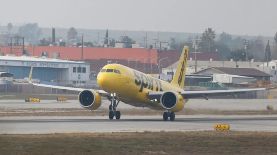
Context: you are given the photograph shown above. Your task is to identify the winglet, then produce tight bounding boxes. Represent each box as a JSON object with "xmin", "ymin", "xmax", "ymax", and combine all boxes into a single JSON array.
[
  {"xmin": 28, "ymin": 66, "xmax": 33, "ymax": 83},
  {"xmin": 170, "ymin": 46, "xmax": 189, "ymax": 88}
]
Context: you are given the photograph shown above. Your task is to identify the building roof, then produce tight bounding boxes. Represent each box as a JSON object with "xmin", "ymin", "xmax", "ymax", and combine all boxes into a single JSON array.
[
  {"xmin": 0, "ymin": 55, "xmax": 85, "ymax": 64},
  {"xmin": 166, "ymin": 60, "xmax": 263, "ymax": 69},
  {"xmin": 0, "ymin": 46, "xmax": 158, "ymax": 64},
  {"xmin": 197, "ymin": 67, "xmax": 271, "ymax": 77}
]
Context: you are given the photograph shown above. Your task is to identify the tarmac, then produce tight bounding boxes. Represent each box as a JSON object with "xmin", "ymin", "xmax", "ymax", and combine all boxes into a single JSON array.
[
  {"xmin": 0, "ymin": 99, "xmax": 277, "ymax": 134},
  {"xmin": 0, "ymin": 99, "xmax": 277, "ymax": 111},
  {"xmin": 0, "ymin": 115, "xmax": 277, "ymax": 134}
]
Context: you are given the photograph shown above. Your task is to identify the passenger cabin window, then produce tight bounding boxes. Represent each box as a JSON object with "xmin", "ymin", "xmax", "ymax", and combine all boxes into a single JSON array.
[
  {"xmin": 100, "ymin": 69, "xmax": 106, "ymax": 72},
  {"xmin": 114, "ymin": 69, "xmax": 121, "ymax": 74},
  {"xmin": 106, "ymin": 69, "xmax": 114, "ymax": 72}
]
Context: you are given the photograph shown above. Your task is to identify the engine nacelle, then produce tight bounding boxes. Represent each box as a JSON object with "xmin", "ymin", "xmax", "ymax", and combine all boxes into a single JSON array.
[
  {"xmin": 160, "ymin": 91, "xmax": 184, "ymax": 112},
  {"xmin": 78, "ymin": 90, "xmax": 101, "ymax": 110}
]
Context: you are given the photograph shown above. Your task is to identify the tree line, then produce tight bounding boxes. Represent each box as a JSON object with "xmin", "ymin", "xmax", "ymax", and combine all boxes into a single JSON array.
[
  {"xmin": 170, "ymin": 28, "xmax": 277, "ymax": 62},
  {"xmin": 3, "ymin": 23, "xmax": 277, "ymax": 62}
]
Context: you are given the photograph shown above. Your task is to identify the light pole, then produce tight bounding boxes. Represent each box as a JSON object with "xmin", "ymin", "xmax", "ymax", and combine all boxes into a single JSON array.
[
  {"xmin": 244, "ymin": 39, "xmax": 249, "ymax": 61},
  {"xmin": 193, "ymin": 37, "xmax": 200, "ymax": 73},
  {"xmin": 81, "ymin": 34, "xmax": 84, "ymax": 60},
  {"xmin": 158, "ymin": 57, "xmax": 168, "ymax": 79}
]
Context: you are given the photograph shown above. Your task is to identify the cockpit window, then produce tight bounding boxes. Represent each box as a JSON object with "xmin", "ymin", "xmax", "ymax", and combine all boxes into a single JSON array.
[
  {"xmin": 101, "ymin": 68, "xmax": 120, "ymax": 74},
  {"xmin": 106, "ymin": 69, "xmax": 114, "ymax": 72},
  {"xmin": 114, "ymin": 69, "xmax": 121, "ymax": 74}
]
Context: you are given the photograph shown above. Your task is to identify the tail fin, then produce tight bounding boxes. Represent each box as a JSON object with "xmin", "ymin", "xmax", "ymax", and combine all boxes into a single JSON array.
[
  {"xmin": 170, "ymin": 46, "xmax": 189, "ymax": 88},
  {"xmin": 28, "ymin": 66, "xmax": 33, "ymax": 83}
]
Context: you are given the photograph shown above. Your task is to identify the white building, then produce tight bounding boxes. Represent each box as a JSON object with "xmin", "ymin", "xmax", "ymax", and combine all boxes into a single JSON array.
[
  {"xmin": 161, "ymin": 60, "xmax": 264, "ymax": 81},
  {"xmin": 213, "ymin": 74, "xmax": 256, "ymax": 84},
  {"xmin": 259, "ymin": 60, "xmax": 277, "ymax": 82},
  {"xmin": 0, "ymin": 55, "xmax": 90, "ymax": 86}
]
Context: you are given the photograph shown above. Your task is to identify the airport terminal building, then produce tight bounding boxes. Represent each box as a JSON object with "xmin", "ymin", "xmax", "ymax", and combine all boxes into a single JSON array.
[{"xmin": 0, "ymin": 55, "xmax": 90, "ymax": 86}]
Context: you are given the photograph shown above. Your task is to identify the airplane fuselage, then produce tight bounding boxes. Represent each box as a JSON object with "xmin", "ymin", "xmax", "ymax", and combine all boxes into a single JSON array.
[{"xmin": 97, "ymin": 64, "xmax": 184, "ymax": 109}]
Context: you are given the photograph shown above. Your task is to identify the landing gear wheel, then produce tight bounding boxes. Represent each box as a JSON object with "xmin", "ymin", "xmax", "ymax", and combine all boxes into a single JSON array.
[
  {"xmin": 163, "ymin": 112, "xmax": 169, "ymax": 121},
  {"xmin": 115, "ymin": 111, "xmax": 121, "ymax": 119},
  {"xmin": 169, "ymin": 112, "xmax": 175, "ymax": 121},
  {"xmin": 108, "ymin": 93, "xmax": 121, "ymax": 120},
  {"xmin": 109, "ymin": 111, "xmax": 114, "ymax": 120}
]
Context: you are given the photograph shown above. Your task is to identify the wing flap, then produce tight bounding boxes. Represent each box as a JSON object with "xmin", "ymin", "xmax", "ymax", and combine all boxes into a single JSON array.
[
  {"xmin": 181, "ymin": 88, "xmax": 265, "ymax": 99},
  {"xmin": 148, "ymin": 88, "xmax": 266, "ymax": 100},
  {"xmin": 32, "ymin": 83, "xmax": 108, "ymax": 95}
]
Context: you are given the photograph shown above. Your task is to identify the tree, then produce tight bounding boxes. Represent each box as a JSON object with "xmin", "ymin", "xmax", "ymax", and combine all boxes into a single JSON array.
[
  {"xmin": 18, "ymin": 23, "xmax": 41, "ymax": 44},
  {"xmin": 230, "ymin": 37, "xmax": 244, "ymax": 49},
  {"xmin": 199, "ymin": 28, "xmax": 216, "ymax": 52},
  {"xmin": 39, "ymin": 38, "xmax": 51, "ymax": 46},
  {"xmin": 7, "ymin": 23, "xmax": 13, "ymax": 34},
  {"xmin": 274, "ymin": 32, "xmax": 277, "ymax": 44},
  {"xmin": 217, "ymin": 32, "xmax": 232, "ymax": 46},
  {"xmin": 169, "ymin": 38, "xmax": 178, "ymax": 50},
  {"xmin": 104, "ymin": 29, "xmax": 109, "ymax": 46},
  {"xmin": 273, "ymin": 32, "xmax": 277, "ymax": 59},
  {"xmin": 120, "ymin": 36, "xmax": 135, "ymax": 48},
  {"xmin": 230, "ymin": 49, "xmax": 246, "ymax": 61},
  {"xmin": 216, "ymin": 32, "xmax": 233, "ymax": 60},
  {"xmin": 215, "ymin": 42, "xmax": 231, "ymax": 60},
  {"xmin": 67, "ymin": 27, "xmax": 78, "ymax": 42},
  {"xmin": 247, "ymin": 36, "xmax": 265, "ymax": 61},
  {"xmin": 109, "ymin": 38, "xmax": 115, "ymax": 47}
]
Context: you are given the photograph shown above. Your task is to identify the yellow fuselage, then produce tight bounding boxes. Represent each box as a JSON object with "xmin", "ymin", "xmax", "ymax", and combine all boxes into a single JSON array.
[{"xmin": 97, "ymin": 64, "xmax": 184, "ymax": 110}]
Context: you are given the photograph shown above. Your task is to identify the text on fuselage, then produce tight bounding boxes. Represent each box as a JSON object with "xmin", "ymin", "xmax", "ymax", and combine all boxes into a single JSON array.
[{"xmin": 133, "ymin": 71, "xmax": 163, "ymax": 92}]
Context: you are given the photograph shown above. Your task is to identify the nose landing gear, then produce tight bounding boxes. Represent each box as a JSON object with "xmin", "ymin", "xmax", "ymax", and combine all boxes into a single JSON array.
[
  {"xmin": 108, "ymin": 93, "xmax": 121, "ymax": 120},
  {"xmin": 163, "ymin": 111, "xmax": 175, "ymax": 121}
]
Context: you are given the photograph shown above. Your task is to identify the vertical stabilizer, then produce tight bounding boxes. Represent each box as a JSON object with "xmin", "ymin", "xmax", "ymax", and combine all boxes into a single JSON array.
[{"xmin": 170, "ymin": 46, "xmax": 189, "ymax": 88}]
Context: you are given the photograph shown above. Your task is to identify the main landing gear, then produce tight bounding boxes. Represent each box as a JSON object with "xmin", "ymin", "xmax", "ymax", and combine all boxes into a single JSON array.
[
  {"xmin": 108, "ymin": 94, "xmax": 121, "ymax": 120},
  {"xmin": 163, "ymin": 111, "xmax": 175, "ymax": 121}
]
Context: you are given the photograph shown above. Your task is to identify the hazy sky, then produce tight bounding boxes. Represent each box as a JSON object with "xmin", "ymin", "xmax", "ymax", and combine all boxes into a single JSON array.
[{"xmin": 0, "ymin": 0, "xmax": 276, "ymax": 36}]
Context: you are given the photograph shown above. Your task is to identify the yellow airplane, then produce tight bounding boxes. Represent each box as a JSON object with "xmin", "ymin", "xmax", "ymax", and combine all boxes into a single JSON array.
[{"xmin": 30, "ymin": 46, "xmax": 265, "ymax": 121}]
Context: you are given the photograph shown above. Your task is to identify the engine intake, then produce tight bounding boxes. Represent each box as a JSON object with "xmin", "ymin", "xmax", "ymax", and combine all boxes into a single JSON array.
[
  {"xmin": 79, "ymin": 90, "xmax": 101, "ymax": 110},
  {"xmin": 160, "ymin": 91, "xmax": 184, "ymax": 112}
]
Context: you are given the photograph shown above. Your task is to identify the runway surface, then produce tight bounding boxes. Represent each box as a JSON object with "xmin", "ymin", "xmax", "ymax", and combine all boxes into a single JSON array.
[
  {"xmin": 1, "ymin": 115, "xmax": 277, "ymax": 134},
  {"xmin": 1, "ymin": 99, "xmax": 277, "ymax": 110}
]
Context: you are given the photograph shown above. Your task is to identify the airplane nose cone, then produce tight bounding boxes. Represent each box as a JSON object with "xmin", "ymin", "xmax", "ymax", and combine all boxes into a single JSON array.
[{"xmin": 97, "ymin": 73, "xmax": 105, "ymax": 88}]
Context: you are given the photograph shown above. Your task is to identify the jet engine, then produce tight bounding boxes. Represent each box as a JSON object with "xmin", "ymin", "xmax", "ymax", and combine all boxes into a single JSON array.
[
  {"xmin": 160, "ymin": 91, "xmax": 184, "ymax": 112},
  {"xmin": 78, "ymin": 90, "xmax": 101, "ymax": 110}
]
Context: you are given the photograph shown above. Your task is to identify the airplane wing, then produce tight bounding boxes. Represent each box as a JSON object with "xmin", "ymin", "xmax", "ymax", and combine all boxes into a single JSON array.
[
  {"xmin": 148, "ymin": 88, "xmax": 266, "ymax": 100},
  {"xmin": 31, "ymin": 83, "xmax": 108, "ymax": 95},
  {"xmin": 28, "ymin": 66, "xmax": 108, "ymax": 95}
]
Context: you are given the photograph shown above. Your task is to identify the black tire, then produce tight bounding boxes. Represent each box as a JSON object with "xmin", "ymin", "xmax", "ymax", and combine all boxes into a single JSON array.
[
  {"xmin": 109, "ymin": 111, "xmax": 114, "ymax": 120},
  {"xmin": 163, "ymin": 112, "xmax": 169, "ymax": 121},
  {"xmin": 169, "ymin": 112, "xmax": 175, "ymax": 121},
  {"xmin": 115, "ymin": 111, "xmax": 121, "ymax": 119}
]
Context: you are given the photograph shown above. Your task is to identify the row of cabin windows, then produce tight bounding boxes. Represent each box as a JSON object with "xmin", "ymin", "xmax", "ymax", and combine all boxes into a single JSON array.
[
  {"xmin": 100, "ymin": 69, "xmax": 121, "ymax": 74},
  {"xmin": 73, "ymin": 67, "xmax": 86, "ymax": 73}
]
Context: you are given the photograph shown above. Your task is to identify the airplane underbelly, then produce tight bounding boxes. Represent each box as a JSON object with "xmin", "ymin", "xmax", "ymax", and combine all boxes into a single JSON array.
[{"xmin": 119, "ymin": 91, "xmax": 162, "ymax": 110}]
